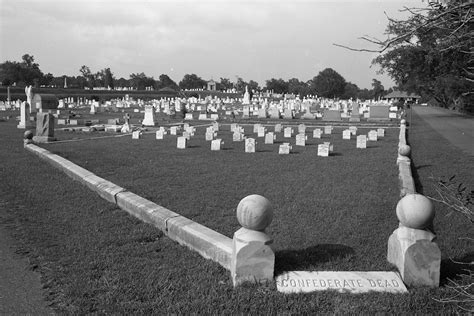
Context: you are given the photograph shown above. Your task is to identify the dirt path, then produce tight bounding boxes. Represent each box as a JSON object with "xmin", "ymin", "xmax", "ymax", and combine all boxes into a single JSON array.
[
  {"xmin": 411, "ymin": 106, "xmax": 474, "ymax": 156},
  {"xmin": 0, "ymin": 212, "xmax": 54, "ymax": 314}
]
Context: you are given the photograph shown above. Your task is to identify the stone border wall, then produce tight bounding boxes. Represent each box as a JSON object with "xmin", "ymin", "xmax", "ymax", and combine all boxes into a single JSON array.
[
  {"xmin": 397, "ymin": 120, "xmax": 416, "ymax": 196},
  {"xmin": 24, "ymin": 144, "xmax": 233, "ymax": 270}
]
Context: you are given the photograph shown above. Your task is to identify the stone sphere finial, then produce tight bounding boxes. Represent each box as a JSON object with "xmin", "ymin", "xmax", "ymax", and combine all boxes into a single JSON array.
[
  {"xmin": 396, "ymin": 194, "xmax": 434, "ymax": 229},
  {"xmin": 236, "ymin": 195, "xmax": 273, "ymax": 231},
  {"xmin": 398, "ymin": 144, "xmax": 411, "ymax": 156},
  {"xmin": 400, "ymin": 119, "xmax": 406, "ymax": 125},
  {"xmin": 24, "ymin": 130, "xmax": 33, "ymax": 140}
]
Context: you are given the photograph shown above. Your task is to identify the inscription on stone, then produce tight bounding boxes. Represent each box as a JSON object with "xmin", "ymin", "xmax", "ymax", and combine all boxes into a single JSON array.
[{"xmin": 276, "ymin": 271, "xmax": 407, "ymax": 294}]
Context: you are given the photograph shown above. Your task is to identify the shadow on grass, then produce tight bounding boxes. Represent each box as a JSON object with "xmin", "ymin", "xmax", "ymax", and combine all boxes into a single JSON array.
[
  {"xmin": 440, "ymin": 251, "xmax": 474, "ymax": 286},
  {"xmin": 274, "ymin": 244, "xmax": 355, "ymax": 274}
]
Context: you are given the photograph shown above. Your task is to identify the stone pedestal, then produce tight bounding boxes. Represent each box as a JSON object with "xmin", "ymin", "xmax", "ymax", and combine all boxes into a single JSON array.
[
  {"xmin": 387, "ymin": 194, "xmax": 440, "ymax": 287},
  {"xmin": 387, "ymin": 226, "xmax": 440, "ymax": 287},
  {"xmin": 231, "ymin": 195, "xmax": 274, "ymax": 287}
]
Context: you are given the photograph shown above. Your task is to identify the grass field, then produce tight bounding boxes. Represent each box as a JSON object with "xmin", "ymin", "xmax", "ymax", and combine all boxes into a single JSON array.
[{"xmin": 0, "ymin": 108, "xmax": 472, "ymax": 313}]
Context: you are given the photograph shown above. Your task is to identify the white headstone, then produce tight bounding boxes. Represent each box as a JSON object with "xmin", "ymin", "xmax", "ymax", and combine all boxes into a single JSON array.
[
  {"xmin": 279, "ymin": 143, "xmax": 292, "ymax": 154},
  {"xmin": 356, "ymin": 135, "xmax": 367, "ymax": 148},
  {"xmin": 245, "ymin": 138, "xmax": 256, "ymax": 153},
  {"xmin": 317, "ymin": 144, "xmax": 329, "ymax": 157},
  {"xmin": 257, "ymin": 126, "xmax": 266, "ymax": 137},
  {"xmin": 313, "ymin": 129, "xmax": 322, "ymax": 139},
  {"xmin": 368, "ymin": 130, "xmax": 378, "ymax": 141},
  {"xmin": 377, "ymin": 128, "xmax": 385, "ymax": 137},
  {"xmin": 265, "ymin": 132, "xmax": 275, "ymax": 144},
  {"xmin": 211, "ymin": 139, "xmax": 223, "ymax": 151},
  {"xmin": 132, "ymin": 130, "xmax": 141, "ymax": 139},
  {"xmin": 349, "ymin": 126, "xmax": 357, "ymax": 136},
  {"xmin": 324, "ymin": 126, "xmax": 332, "ymax": 135},
  {"xmin": 295, "ymin": 133, "xmax": 307, "ymax": 146},
  {"xmin": 156, "ymin": 130, "xmax": 165, "ymax": 139},
  {"xmin": 274, "ymin": 124, "xmax": 283, "ymax": 133},
  {"xmin": 284, "ymin": 127, "xmax": 293, "ymax": 138},
  {"xmin": 342, "ymin": 130, "xmax": 351, "ymax": 140},
  {"xmin": 177, "ymin": 136, "xmax": 187, "ymax": 149}
]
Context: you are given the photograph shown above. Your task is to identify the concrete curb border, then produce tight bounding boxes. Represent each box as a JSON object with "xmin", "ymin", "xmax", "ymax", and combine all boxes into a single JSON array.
[
  {"xmin": 397, "ymin": 121, "xmax": 416, "ymax": 196},
  {"xmin": 24, "ymin": 144, "xmax": 233, "ymax": 270}
]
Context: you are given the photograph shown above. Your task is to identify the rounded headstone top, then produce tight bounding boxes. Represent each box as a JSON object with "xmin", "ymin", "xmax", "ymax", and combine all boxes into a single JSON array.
[
  {"xmin": 236, "ymin": 194, "xmax": 273, "ymax": 231},
  {"xmin": 398, "ymin": 144, "xmax": 411, "ymax": 156},
  {"xmin": 396, "ymin": 194, "xmax": 434, "ymax": 229},
  {"xmin": 24, "ymin": 130, "xmax": 34, "ymax": 140},
  {"xmin": 400, "ymin": 119, "xmax": 406, "ymax": 125}
]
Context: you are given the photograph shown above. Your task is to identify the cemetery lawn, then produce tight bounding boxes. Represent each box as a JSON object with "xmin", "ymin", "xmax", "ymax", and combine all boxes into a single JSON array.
[{"xmin": 0, "ymin": 112, "xmax": 471, "ymax": 314}]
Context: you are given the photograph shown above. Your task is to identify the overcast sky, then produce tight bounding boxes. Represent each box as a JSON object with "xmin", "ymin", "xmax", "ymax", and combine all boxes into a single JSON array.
[{"xmin": 0, "ymin": 0, "xmax": 423, "ymax": 89}]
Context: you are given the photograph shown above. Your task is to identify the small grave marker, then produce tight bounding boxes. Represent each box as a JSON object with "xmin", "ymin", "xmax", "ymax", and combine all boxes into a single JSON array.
[
  {"xmin": 132, "ymin": 130, "xmax": 141, "ymax": 139},
  {"xmin": 342, "ymin": 130, "xmax": 351, "ymax": 140},
  {"xmin": 284, "ymin": 127, "xmax": 293, "ymax": 138},
  {"xmin": 279, "ymin": 143, "xmax": 292, "ymax": 154},
  {"xmin": 313, "ymin": 129, "xmax": 322, "ymax": 139},
  {"xmin": 177, "ymin": 136, "xmax": 187, "ymax": 149},
  {"xmin": 275, "ymin": 124, "xmax": 282, "ymax": 133},
  {"xmin": 295, "ymin": 133, "xmax": 307, "ymax": 146},
  {"xmin": 317, "ymin": 144, "xmax": 329, "ymax": 157},
  {"xmin": 211, "ymin": 139, "xmax": 223, "ymax": 151},
  {"xmin": 245, "ymin": 138, "xmax": 256, "ymax": 153},
  {"xmin": 265, "ymin": 132, "xmax": 275, "ymax": 144},
  {"xmin": 377, "ymin": 128, "xmax": 385, "ymax": 137},
  {"xmin": 356, "ymin": 135, "xmax": 367, "ymax": 148},
  {"xmin": 368, "ymin": 130, "xmax": 378, "ymax": 141},
  {"xmin": 324, "ymin": 126, "xmax": 332, "ymax": 135}
]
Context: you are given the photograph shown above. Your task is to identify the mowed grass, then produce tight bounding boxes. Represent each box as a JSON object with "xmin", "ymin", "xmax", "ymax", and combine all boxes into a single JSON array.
[
  {"xmin": 0, "ymin": 109, "xmax": 470, "ymax": 313},
  {"xmin": 51, "ymin": 121, "xmax": 401, "ymax": 272}
]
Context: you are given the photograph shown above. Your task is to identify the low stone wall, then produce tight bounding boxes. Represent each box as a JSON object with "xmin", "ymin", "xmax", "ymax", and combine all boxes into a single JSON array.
[
  {"xmin": 24, "ymin": 144, "xmax": 233, "ymax": 270},
  {"xmin": 397, "ymin": 120, "xmax": 415, "ymax": 196}
]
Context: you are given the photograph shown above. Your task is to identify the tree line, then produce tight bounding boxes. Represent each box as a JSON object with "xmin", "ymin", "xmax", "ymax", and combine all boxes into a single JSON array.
[{"xmin": 0, "ymin": 54, "xmax": 389, "ymax": 100}]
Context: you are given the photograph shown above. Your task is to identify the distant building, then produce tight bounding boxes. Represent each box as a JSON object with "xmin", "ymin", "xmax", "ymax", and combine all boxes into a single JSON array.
[
  {"xmin": 383, "ymin": 90, "xmax": 421, "ymax": 103},
  {"xmin": 207, "ymin": 79, "xmax": 217, "ymax": 91}
]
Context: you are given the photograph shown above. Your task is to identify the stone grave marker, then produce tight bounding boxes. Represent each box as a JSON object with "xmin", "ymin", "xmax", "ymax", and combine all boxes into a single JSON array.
[
  {"xmin": 156, "ymin": 130, "xmax": 165, "ymax": 139},
  {"xmin": 356, "ymin": 135, "xmax": 367, "ymax": 148},
  {"xmin": 177, "ymin": 136, "xmax": 187, "ymax": 149},
  {"xmin": 279, "ymin": 143, "xmax": 292, "ymax": 154},
  {"xmin": 211, "ymin": 139, "xmax": 223, "ymax": 151},
  {"xmin": 132, "ymin": 130, "xmax": 141, "ymax": 139},
  {"xmin": 275, "ymin": 271, "xmax": 407, "ymax": 294},
  {"xmin": 243, "ymin": 106, "xmax": 250, "ymax": 118},
  {"xmin": 389, "ymin": 112, "xmax": 397, "ymax": 119},
  {"xmin": 342, "ymin": 130, "xmax": 351, "ymax": 140},
  {"xmin": 324, "ymin": 141, "xmax": 334, "ymax": 152},
  {"xmin": 368, "ymin": 130, "xmax": 378, "ymax": 141},
  {"xmin": 324, "ymin": 126, "xmax": 332, "ymax": 135},
  {"xmin": 142, "ymin": 105, "xmax": 155, "ymax": 126},
  {"xmin": 206, "ymin": 131, "xmax": 216, "ymax": 141},
  {"xmin": 170, "ymin": 126, "xmax": 179, "ymax": 135},
  {"xmin": 33, "ymin": 113, "xmax": 55, "ymax": 143},
  {"xmin": 230, "ymin": 123, "xmax": 238, "ymax": 132},
  {"xmin": 349, "ymin": 126, "xmax": 357, "ymax": 135},
  {"xmin": 298, "ymin": 124, "xmax": 306, "ymax": 134},
  {"xmin": 284, "ymin": 109, "xmax": 293, "ymax": 119},
  {"xmin": 185, "ymin": 113, "xmax": 193, "ymax": 120},
  {"xmin": 245, "ymin": 138, "xmax": 256, "ymax": 153},
  {"xmin": 313, "ymin": 128, "xmax": 322, "ymax": 139},
  {"xmin": 377, "ymin": 128, "xmax": 385, "ymax": 137},
  {"xmin": 198, "ymin": 113, "xmax": 207, "ymax": 120},
  {"xmin": 275, "ymin": 124, "xmax": 282, "ymax": 133},
  {"xmin": 257, "ymin": 126, "xmax": 266, "ymax": 137},
  {"xmin": 317, "ymin": 144, "xmax": 329, "ymax": 157},
  {"xmin": 269, "ymin": 108, "xmax": 280, "ymax": 119},
  {"xmin": 210, "ymin": 114, "xmax": 219, "ymax": 120},
  {"xmin": 212, "ymin": 122, "xmax": 219, "ymax": 131},
  {"xmin": 182, "ymin": 131, "xmax": 191, "ymax": 140},
  {"xmin": 233, "ymin": 132, "xmax": 245, "ymax": 142},
  {"xmin": 295, "ymin": 133, "xmax": 307, "ymax": 146},
  {"xmin": 284, "ymin": 127, "xmax": 293, "ymax": 138},
  {"xmin": 265, "ymin": 132, "xmax": 276, "ymax": 144},
  {"xmin": 258, "ymin": 108, "xmax": 267, "ymax": 118},
  {"xmin": 253, "ymin": 124, "xmax": 261, "ymax": 133}
]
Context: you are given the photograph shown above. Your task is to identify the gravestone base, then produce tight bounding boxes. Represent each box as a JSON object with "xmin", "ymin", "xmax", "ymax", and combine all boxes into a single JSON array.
[
  {"xmin": 387, "ymin": 226, "xmax": 440, "ymax": 288},
  {"xmin": 231, "ymin": 227, "xmax": 274, "ymax": 287},
  {"xmin": 33, "ymin": 136, "xmax": 56, "ymax": 143}
]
